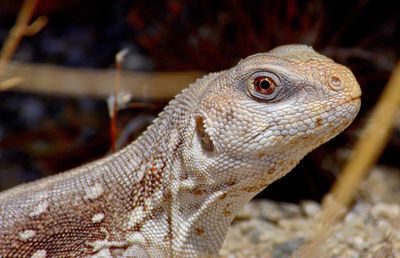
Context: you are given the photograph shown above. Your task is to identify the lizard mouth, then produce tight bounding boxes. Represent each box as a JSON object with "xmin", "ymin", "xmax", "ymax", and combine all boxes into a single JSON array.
[
  {"xmin": 345, "ymin": 96, "xmax": 361, "ymax": 106},
  {"xmin": 339, "ymin": 90, "xmax": 361, "ymax": 105},
  {"xmin": 335, "ymin": 97, "xmax": 361, "ymax": 116},
  {"xmin": 349, "ymin": 96, "xmax": 361, "ymax": 101}
]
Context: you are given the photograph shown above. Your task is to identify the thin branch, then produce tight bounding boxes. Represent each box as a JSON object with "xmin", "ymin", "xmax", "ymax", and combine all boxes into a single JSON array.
[
  {"xmin": 6, "ymin": 62, "xmax": 203, "ymax": 99},
  {"xmin": 0, "ymin": 0, "xmax": 47, "ymax": 89},
  {"xmin": 109, "ymin": 49, "xmax": 129, "ymax": 152}
]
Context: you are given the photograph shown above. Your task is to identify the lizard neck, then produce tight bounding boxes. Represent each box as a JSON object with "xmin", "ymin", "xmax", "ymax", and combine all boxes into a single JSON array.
[
  {"xmin": 101, "ymin": 103, "xmax": 190, "ymax": 256},
  {"xmin": 105, "ymin": 74, "xmax": 221, "ymax": 256}
]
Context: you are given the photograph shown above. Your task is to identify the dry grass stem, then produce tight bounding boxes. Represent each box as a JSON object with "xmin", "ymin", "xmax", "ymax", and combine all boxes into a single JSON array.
[
  {"xmin": 0, "ymin": 76, "xmax": 24, "ymax": 90},
  {"xmin": 6, "ymin": 62, "xmax": 203, "ymax": 99},
  {"xmin": 0, "ymin": 0, "xmax": 47, "ymax": 89},
  {"xmin": 109, "ymin": 49, "xmax": 129, "ymax": 152}
]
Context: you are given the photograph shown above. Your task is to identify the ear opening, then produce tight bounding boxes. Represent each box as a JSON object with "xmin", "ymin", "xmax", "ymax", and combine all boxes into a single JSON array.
[{"xmin": 194, "ymin": 115, "xmax": 215, "ymax": 153}]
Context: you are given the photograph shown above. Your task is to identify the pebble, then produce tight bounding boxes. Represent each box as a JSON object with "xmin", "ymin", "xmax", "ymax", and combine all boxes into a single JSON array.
[
  {"xmin": 300, "ymin": 200, "xmax": 321, "ymax": 217},
  {"xmin": 371, "ymin": 203, "xmax": 400, "ymax": 219},
  {"xmin": 272, "ymin": 237, "xmax": 305, "ymax": 258}
]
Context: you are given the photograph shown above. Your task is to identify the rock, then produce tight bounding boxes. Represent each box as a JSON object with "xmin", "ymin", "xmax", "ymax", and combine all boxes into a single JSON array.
[
  {"xmin": 371, "ymin": 203, "xmax": 400, "ymax": 219},
  {"xmin": 272, "ymin": 237, "xmax": 305, "ymax": 258},
  {"xmin": 301, "ymin": 200, "xmax": 321, "ymax": 217}
]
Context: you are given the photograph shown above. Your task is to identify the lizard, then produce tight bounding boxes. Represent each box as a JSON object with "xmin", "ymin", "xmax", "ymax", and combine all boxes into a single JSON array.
[{"xmin": 0, "ymin": 45, "xmax": 361, "ymax": 258}]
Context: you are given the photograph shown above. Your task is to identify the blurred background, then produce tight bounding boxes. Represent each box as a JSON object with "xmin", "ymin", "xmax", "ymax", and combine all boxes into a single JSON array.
[{"xmin": 0, "ymin": 0, "xmax": 399, "ymax": 202}]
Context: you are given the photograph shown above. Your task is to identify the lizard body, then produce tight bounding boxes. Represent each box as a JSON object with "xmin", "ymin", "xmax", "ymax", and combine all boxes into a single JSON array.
[{"xmin": 0, "ymin": 45, "xmax": 361, "ymax": 257}]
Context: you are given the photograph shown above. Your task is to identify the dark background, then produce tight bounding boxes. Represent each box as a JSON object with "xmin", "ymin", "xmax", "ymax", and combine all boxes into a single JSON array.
[{"xmin": 0, "ymin": 0, "xmax": 399, "ymax": 202}]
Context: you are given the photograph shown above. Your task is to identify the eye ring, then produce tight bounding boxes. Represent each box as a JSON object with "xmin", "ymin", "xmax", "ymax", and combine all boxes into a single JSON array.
[
  {"xmin": 254, "ymin": 76, "xmax": 276, "ymax": 95},
  {"xmin": 247, "ymin": 72, "xmax": 280, "ymax": 101}
]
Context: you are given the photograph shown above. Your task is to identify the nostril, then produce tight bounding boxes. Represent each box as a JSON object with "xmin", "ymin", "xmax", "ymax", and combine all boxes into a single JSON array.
[{"xmin": 328, "ymin": 75, "xmax": 343, "ymax": 91}]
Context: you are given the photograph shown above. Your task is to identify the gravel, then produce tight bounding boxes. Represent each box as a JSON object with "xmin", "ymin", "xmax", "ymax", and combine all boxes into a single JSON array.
[{"xmin": 220, "ymin": 166, "xmax": 400, "ymax": 258}]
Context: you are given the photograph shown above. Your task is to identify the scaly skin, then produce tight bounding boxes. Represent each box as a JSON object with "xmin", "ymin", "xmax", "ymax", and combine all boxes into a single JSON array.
[{"xmin": 0, "ymin": 45, "xmax": 361, "ymax": 257}]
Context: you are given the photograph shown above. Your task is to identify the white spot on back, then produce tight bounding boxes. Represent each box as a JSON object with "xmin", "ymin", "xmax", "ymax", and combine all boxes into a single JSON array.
[
  {"xmin": 84, "ymin": 183, "xmax": 104, "ymax": 200},
  {"xmin": 126, "ymin": 206, "xmax": 146, "ymax": 228},
  {"xmin": 31, "ymin": 249, "xmax": 46, "ymax": 258},
  {"xmin": 126, "ymin": 231, "xmax": 147, "ymax": 244},
  {"xmin": 29, "ymin": 200, "xmax": 48, "ymax": 217},
  {"xmin": 122, "ymin": 245, "xmax": 151, "ymax": 258},
  {"xmin": 19, "ymin": 229, "xmax": 36, "ymax": 241},
  {"xmin": 87, "ymin": 248, "xmax": 112, "ymax": 258},
  {"xmin": 141, "ymin": 213, "xmax": 169, "ymax": 245},
  {"xmin": 87, "ymin": 239, "xmax": 128, "ymax": 252},
  {"xmin": 92, "ymin": 213, "xmax": 105, "ymax": 223}
]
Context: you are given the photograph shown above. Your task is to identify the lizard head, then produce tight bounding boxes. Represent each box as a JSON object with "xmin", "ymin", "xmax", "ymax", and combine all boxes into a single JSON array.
[{"xmin": 187, "ymin": 44, "xmax": 361, "ymax": 191}]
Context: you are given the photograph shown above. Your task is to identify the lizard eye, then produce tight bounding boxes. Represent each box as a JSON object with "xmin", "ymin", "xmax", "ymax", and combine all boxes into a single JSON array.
[
  {"xmin": 253, "ymin": 76, "xmax": 275, "ymax": 95},
  {"xmin": 247, "ymin": 72, "xmax": 280, "ymax": 101}
]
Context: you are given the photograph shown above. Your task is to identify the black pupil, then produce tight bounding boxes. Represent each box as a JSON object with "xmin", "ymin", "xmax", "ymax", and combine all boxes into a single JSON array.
[{"xmin": 259, "ymin": 79, "xmax": 270, "ymax": 90}]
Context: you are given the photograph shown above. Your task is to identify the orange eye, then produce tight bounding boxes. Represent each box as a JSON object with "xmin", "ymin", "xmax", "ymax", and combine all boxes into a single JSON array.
[{"xmin": 253, "ymin": 76, "xmax": 276, "ymax": 95}]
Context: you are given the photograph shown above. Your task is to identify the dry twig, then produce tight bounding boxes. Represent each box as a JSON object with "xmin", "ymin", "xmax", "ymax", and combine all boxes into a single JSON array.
[
  {"xmin": 0, "ymin": 0, "xmax": 47, "ymax": 90},
  {"xmin": 6, "ymin": 62, "xmax": 203, "ymax": 99}
]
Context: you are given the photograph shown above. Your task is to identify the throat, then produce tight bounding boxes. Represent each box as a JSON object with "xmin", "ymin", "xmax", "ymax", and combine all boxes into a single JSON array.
[{"xmin": 169, "ymin": 180, "xmax": 256, "ymax": 256}]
